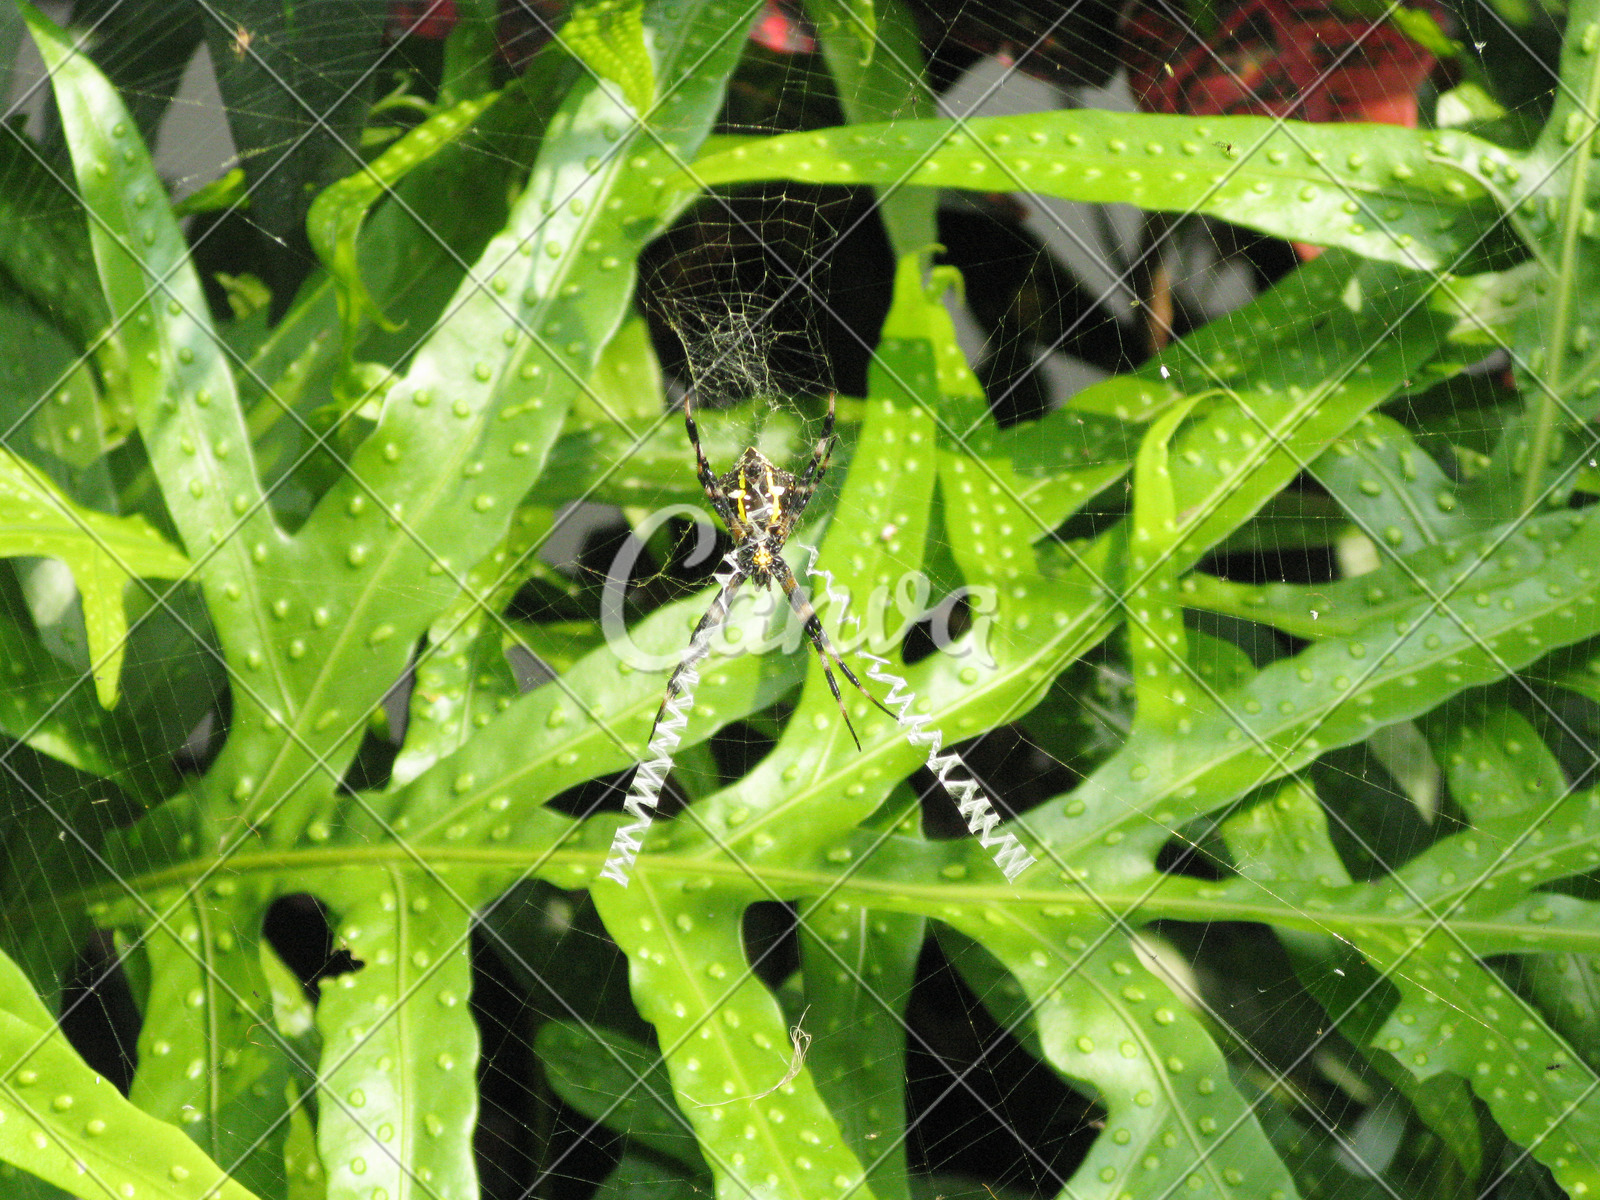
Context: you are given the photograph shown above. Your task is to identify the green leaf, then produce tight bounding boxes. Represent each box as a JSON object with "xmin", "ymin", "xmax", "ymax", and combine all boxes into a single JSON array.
[
  {"xmin": 204, "ymin": 0, "xmax": 751, "ymax": 846},
  {"xmin": 1310, "ymin": 413, "xmax": 1474, "ymax": 560},
  {"xmin": 0, "ymin": 941, "xmax": 261, "ymax": 1200},
  {"xmin": 1389, "ymin": 4, "xmax": 1463, "ymax": 55},
  {"xmin": 376, "ymin": 547, "xmax": 808, "ymax": 851},
  {"xmin": 1128, "ymin": 397, "xmax": 1201, "ymax": 731},
  {"xmin": 1364, "ymin": 930, "xmax": 1600, "ymax": 1195},
  {"xmin": 1420, "ymin": 698, "xmax": 1565, "ymax": 823},
  {"xmin": 1159, "ymin": 691, "xmax": 1600, "ymax": 1191},
  {"xmin": 0, "ymin": 447, "xmax": 188, "ymax": 707},
  {"xmin": 0, "ymin": 281, "xmax": 123, "ymax": 491},
  {"xmin": 1181, "ymin": 507, "xmax": 1581, "ymax": 641},
  {"xmin": 0, "ymin": 611, "xmax": 124, "ymax": 782},
  {"xmin": 955, "ymin": 923, "xmax": 1301, "ymax": 1200},
  {"xmin": 307, "ymin": 90, "xmax": 501, "ymax": 355},
  {"xmin": 127, "ymin": 891, "xmax": 291, "ymax": 1199},
  {"xmin": 389, "ymin": 507, "xmax": 547, "ymax": 788},
  {"xmin": 440, "ymin": 0, "xmax": 500, "ymax": 106},
  {"xmin": 1425, "ymin": 0, "xmax": 1600, "ymax": 510},
  {"xmin": 0, "ymin": 128, "xmax": 115, "ymax": 358},
  {"xmin": 24, "ymin": 3, "xmax": 286, "ymax": 718},
  {"xmin": 1042, "ymin": 508, "xmax": 1600, "ymax": 865},
  {"xmin": 592, "ymin": 880, "xmax": 873, "ymax": 1199},
  {"xmin": 1436, "ymin": 82, "xmax": 1510, "ymax": 128},
  {"xmin": 958, "ymin": 405, "xmax": 1135, "ymax": 539},
  {"xmin": 1220, "ymin": 781, "xmax": 1486, "ymax": 1182},
  {"xmin": 202, "ymin": 0, "xmax": 386, "ymax": 303},
  {"xmin": 282, "ymin": 1099, "xmax": 325, "ymax": 1200},
  {"xmin": 169, "ymin": 169, "xmax": 247, "ymax": 217},
  {"xmin": 1521, "ymin": 952, "xmax": 1600, "ymax": 1075},
  {"xmin": 561, "ymin": 0, "xmax": 657, "ymax": 119},
  {"xmin": 313, "ymin": 868, "xmax": 480, "ymax": 1200},
  {"xmin": 535, "ymin": 1022, "xmax": 704, "ymax": 1170},
  {"xmin": 594, "ymin": 1153, "xmax": 707, "ymax": 1199},
  {"xmin": 690, "ymin": 113, "xmax": 1500, "ymax": 270},
  {"xmin": 807, "ymin": 0, "xmax": 933, "ymax": 253},
  {"xmin": 797, "ymin": 898, "xmax": 920, "ymax": 1200}
]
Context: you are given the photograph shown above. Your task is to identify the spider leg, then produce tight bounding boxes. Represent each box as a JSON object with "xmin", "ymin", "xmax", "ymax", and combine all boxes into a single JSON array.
[
  {"xmin": 683, "ymin": 388, "xmax": 718, "ymax": 496},
  {"xmin": 684, "ymin": 389, "xmax": 736, "ymax": 529},
  {"xmin": 650, "ymin": 566, "xmax": 748, "ymax": 740},
  {"xmin": 789, "ymin": 392, "xmax": 836, "ymax": 523},
  {"xmin": 775, "ymin": 558, "xmax": 896, "ymax": 751}
]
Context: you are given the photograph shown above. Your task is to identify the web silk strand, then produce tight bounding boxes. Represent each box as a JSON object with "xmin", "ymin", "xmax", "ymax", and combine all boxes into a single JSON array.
[
  {"xmin": 807, "ymin": 566, "xmax": 1036, "ymax": 884},
  {"xmin": 599, "ymin": 550, "xmax": 741, "ymax": 886}
]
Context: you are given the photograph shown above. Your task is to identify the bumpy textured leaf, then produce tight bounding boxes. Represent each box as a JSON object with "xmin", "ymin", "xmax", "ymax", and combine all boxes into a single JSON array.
[
  {"xmin": 593, "ymin": 879, "xmax": 875, "ymax": 1199},
  {"xmin": 689, "ymin": 113, "xmax": 1500, "ymax": 269},
  {"xmin": 1423, "ymin": 0, "xmax": 1600, "ymax": 514},
  {"xmin": 561, "ymin": 0, "xmax": 657, "ymax": 118},
  {"xmin": 0, "ymin": 941, "xmax": 260, "ymax": 1200},
  {"xmin": 1182, "ymin": 507, "xmax": 1581, "ymax": 641},
  {"xmin": 797, "ymin": 896, "xmax": 920, "ymax": 1200},
  {"xmin": 954, "ymin": 396, "xmax": 1134, "ymax": 536},
  {"xmin": 1159, "ymin": 688, "xmax": 1600, "ymax": 1191},
  {"xmin": 1039, "ymin": 508, "xmax": 1600, "ymax": 867},
  {"xmin": 1221, "ymin": 780, "xmax": 1486, "ymax": 1182},
  {"xmin": 806, "ymin": 0, "xmax": 936, "ymax": 254},
  {"xmin": 196, "ymin": 0, "xmax": 752, "ymax": 849},
  {"xmin": 128, "ymin": 890, "xmax": 291, "ymax": 1199},
  {"xmin": 313, "ymin": 868, "xmax": 479, "ymax": 1200},
  {"xmin": 387, "ymin": 505, "xmax": 546, "ymax": 789},
  {"xmin": 0, "ymin": 283, "xmax": 123, "ymax": 489},
  {"xmin": 26, "ymin": 5, "xmax": 287, "ymax": 719},
  {"xmin": 23, "ymin": 3, "xmax": 1600, "ymax": 1197},
  {"xmin": 1128, "ymin": 397, "xmax": 1201, "ymax": 731},
  {"xmin": 953, "ymin": 922, "xmax": 1301, "ymax": 1200},
  {"xmin": 1310, "ymin": 413, "xmax": 1474, "ymax": 559},
  {"xmin": 0, "ymin": 608, "xmax": 174, "ymax": 802}
]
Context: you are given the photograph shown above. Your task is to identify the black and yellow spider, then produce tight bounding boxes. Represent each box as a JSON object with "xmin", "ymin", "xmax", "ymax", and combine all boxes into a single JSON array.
[{"xmin": 656, "ymin": 391, "xmax": 896, "ymax": 750}]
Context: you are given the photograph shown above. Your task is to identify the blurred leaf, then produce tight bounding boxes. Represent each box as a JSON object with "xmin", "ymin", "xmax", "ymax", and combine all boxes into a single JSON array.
[
  {"xmin": 0, "ymin": 447, "xmax": 187, "ymax": 707},
  {"xmin": 307, "ymin": 89, "xmax": 500, "ymax": 357},
  {"xmin": 536, "ymin": 1021, "xmax": 703, "ymax": 1169}
]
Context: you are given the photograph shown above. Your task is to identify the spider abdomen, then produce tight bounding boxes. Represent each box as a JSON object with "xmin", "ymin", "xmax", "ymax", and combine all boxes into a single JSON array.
[{"xmin": 723, "ymin": 451, "xmax": 798, "ymax": 527}]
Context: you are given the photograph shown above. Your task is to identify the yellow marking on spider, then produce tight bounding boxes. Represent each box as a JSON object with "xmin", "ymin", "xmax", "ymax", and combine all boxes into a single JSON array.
[{"xmin": 765, "ymin": 464, "xmax": 786, "ymax": 520}]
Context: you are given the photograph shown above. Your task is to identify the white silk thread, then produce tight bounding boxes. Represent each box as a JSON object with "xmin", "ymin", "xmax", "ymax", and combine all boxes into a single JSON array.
[
  {"xmin": 599, "ymin": 550, "xmax": 740, "ymax": 886},
  {"xmin": 808, "ymin": 564, "xmax": 1036, "ymax": 884},
  {"xmin": 598, "ymin": 553, "xmax": 1036, "ymax": 887}
]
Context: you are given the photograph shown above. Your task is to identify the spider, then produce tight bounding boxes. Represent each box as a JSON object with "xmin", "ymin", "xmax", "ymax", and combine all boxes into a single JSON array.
[{"xmin": 654, "ymin": 390, "xmax": 896, "ymax": 750}]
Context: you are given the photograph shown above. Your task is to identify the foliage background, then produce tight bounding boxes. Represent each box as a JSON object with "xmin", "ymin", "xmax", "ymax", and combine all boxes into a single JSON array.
[{"xmin": 0, "ymin": 0, "xmax": 1598, "ymax": 1198}]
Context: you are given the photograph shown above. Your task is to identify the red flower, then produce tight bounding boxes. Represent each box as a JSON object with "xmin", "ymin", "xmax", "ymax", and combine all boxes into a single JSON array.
[{"xmin": 1122, "ymin": 0, "xmax": 1439, "ymax": 125}]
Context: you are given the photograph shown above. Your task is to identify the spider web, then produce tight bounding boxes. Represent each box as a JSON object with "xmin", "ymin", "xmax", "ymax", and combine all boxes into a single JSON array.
[{"xmin": 0, "ymin": 3, "xmax": 1592, "ymax": 1200}]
